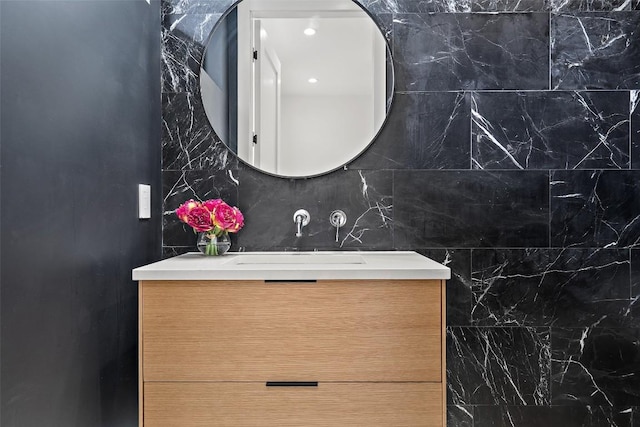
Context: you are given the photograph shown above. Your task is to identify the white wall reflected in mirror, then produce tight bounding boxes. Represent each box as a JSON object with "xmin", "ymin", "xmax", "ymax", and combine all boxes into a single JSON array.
[{"xmin": 201, "ymin": 0, "xmax": 390, "ymax": 177}]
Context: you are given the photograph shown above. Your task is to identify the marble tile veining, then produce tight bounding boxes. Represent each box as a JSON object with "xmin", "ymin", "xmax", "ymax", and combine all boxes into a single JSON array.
[
  {"xmin": 631, "ymin": 249, "xmax": 640, "ymax": 327},
  {"xmin": 447, "ymin": 327, "xmax": 551, "ymax": 405},
  {"xmin": 419, "ymin": 249, "xmax": 472, "ymax": 325},
  {"xmin": 162, "ymin": 13, "xmax": 219, "ymax": 93},
  {"xmin": 551, "ymin": 0, "xmax": 633, "ymax": 11},
  {"xmin": 373, "ymin": 13, "xmax": 394, "ymax": 44},
  {"xmin": 351, "ymin": 92, "xmax": 471, "ymax": 170},
  {"xmin": 237, "ymin": 169, "xmax": 392, "ymax": 251},
  {"xmin": 162, "ymin": 93, "xmax": 235, "ymax": 171},
  {"xmin": 473, "ymin": 0, "xmax": 549, "ymax": 11},
  {"xmin": 474, "ymin": 405, "xmax": 634, "ymax": 427},
  {"xmin": 162, "ymin": 0, "xmax": 233, "ymax": 16},
  {"xmin": 291, "ymin": 170, "xmax": 394, "ymax": 250},
  {"xmin": 551, "ymin": 170, "xmax": 640, "ymax": 248},
  {"xmin": 358, "ymin": 0, "xmax": 472, "ymax": 13},
  {"xmin": 552, "ymin": 327, "xmax": 640, "ymax": 406},
  {"xmin": 394, "ymin": 13, "xmax": 549, "ymax": 91},
  {"xmin": 552, "ymin": 12, "xmax": 640, "ymax": 89},
  {"xmin": 632, "ymin": 91, "xmax": 640, "ymax": 168},
  {"xmin": 394, "ymin": 171, "xmax": 549, "ymax": 248},
  {"xmin": 471, "ymin": 248, "xmax": 631, "ymax": 327},
  {"xmin": 472, "ymin": 91, "xmax": 630, "ymax": 170},
  {"xmin": 447, "ymin": 405, "xmax": 474, "ymax": 427}
]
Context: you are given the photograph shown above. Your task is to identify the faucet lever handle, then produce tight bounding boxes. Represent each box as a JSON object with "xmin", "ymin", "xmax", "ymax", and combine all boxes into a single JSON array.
[{"xmin": 329, "ymin": 210, "xmax": 347, "ymax": 243}]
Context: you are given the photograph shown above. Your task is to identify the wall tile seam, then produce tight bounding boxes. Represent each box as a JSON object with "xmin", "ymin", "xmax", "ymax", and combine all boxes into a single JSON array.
[
  {"xmin": 161, "ymin": 168, "xmax": 231, "ymax": 172},
  {"xmin": 353, "ymin": 168, "xmax": 638, "ymax": 172},
  {"xmin": 163, "ymin": 10, "xmax": 547, "ymax": 17},
  {"xmin": 161, "ymin": 89, "xmax": 633, "ymax": 97},
  {"xmin": 394, "ymin": 90, "xmax": 634, "ymax": 94},
  {"xmin": 159, "ymin": 247, "xmax": 640, "ymax": 251},
  {"xmin": 629, "ymin": 247, "xmax": 634, "ymax": 299},
  {"xmin": 162, "ymin": 169, "xmax": 640, "ymax": 173},
  {"xmin": 161, "ymin": 246, "xmax": 639, "ymax": 250},
  {"xmin": 384, "ymin": 169, "xmax": 634, "ymax": 172},
  {"xmin": 467, "ymin": 247, "xmax": 631, "ymax": 250},
  {"xmin": 443, "ymin": 404, "xmax": 636, "ymax": 407},
  {"xmin": 548, "ymin": 170, "xmax": 553, "ymax": 247},
  {"xmin": 390, "ymin": 11, "xmax": 552, "ymax": 15},
  {"xmin": 470, "ymin": 89, "xmax": 474, "ymax": 170},
  {"xmin": 630, "ymin": 91, "xmax": 635, "ymax": 170},
  {"xmin": 550, "ymin": 9, "xmax": 640, "ymax": 13},
  {"xmin": 549, "ymin": 11, "xmax": 552, "ymax": 90},
  {"xmin": 160, "ymin": 167, "xmax": 640, "ymax": 173},
  {"xmin": 163, "ymin": 9, "xmax": 639, "ymax": 16},
  {"xmin": 163, "ymin": 12, "xmax": 225, "ymax": 17},
  {"xmin": 447, "ymin": 326, "xmax": 637, "ymax": 329},
  {"xmin": 164, "ymin": 167, "xmax": 640, "ymax": 174}
]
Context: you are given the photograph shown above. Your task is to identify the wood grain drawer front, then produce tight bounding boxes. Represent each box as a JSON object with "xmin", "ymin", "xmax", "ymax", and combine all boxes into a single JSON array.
[
  {"xmin": 142, "ymin": 280, "xmax": 442, "ymax": 382},
  {"xmin": 144, "ymin": 382, "xmax": 443, "ymax": 427}
]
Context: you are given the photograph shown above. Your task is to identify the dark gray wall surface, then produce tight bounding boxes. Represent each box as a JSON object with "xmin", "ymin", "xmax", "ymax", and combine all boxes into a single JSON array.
[{"xmin": 1, "ymin": 1, "xmax": 161, "ymax": 426}]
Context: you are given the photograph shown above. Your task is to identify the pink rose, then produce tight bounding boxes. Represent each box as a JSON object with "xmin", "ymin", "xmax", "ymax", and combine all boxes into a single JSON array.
[
  {"xmin": 175, "ymin": 199, "xmax": 200, "ymax": 222},
  {"xmin": 212, "ymin": 202, "xmax": 244, "ymax": 232},
  {"xmin": 229, "ymin": 207, "xmax": 244, "ymax": 232},
  {"xmin": 203, "ymin": 199, "xmax": 224, "ymax": 212},
  {"xmin": 185, "ymin": 205, "xmax": 214, "ymax": 232}
]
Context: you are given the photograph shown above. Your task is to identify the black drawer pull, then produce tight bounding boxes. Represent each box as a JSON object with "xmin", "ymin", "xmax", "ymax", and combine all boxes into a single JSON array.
[
  {"xmin": 266, "ymin": 381, "xmax": 318, "ymax": 387},
  {"xmin": 264, "ymin": 280, "xmax": 317, "ymax": 283}
]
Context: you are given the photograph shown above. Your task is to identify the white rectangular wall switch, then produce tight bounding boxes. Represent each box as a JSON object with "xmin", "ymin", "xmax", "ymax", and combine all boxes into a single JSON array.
[{"xmin": 138, "ymin": 184, "xmax": 151, "ymax": 219}]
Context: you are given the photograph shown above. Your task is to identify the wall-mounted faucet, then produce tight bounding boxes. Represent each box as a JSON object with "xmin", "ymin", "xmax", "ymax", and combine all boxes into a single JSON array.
[{"xmin": 293, "ymin": 209, "xmax": 310, "ymax": 237}]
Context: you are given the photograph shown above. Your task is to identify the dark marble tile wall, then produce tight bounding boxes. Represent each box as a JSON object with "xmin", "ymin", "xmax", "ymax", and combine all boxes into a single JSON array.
[
  {"xmin": 551, "ymin": 12, "xmax": 640, "ymax": 89},
  {"xmin": 160, "ymin": 0, "xmax": 640, "ymax": 424},
  {"xmin": 471, "ymin": 91, "xmax": 630, "ymax": 170},
  {"xmin": 394, "ymin": 13, "xmax": 550, "ymax": 91}
]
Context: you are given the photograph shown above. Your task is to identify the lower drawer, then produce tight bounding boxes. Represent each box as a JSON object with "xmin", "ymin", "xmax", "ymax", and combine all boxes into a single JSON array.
[{"xmin": 144, "ymin": 382, "xmax": 443, "ymax": 427}]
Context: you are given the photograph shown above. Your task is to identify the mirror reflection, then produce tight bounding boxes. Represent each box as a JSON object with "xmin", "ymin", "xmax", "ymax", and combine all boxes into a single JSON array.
[{"xmin": 201, "ymin": 0, "xmax": 393, "ymax": 177}]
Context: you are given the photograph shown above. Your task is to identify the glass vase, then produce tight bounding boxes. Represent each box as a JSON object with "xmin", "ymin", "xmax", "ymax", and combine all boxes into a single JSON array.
[{"xmin": 197, "ymin": 232, "xmax": 231, "ymax": 256}]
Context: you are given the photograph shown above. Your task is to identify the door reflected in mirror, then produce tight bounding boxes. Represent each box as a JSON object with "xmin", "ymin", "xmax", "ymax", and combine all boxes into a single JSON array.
[{"xmin": 201, "ymin": 0, "xmax": 393, "ymax": 178}]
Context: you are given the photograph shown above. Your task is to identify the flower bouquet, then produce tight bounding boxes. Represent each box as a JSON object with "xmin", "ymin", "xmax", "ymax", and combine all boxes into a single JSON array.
[{"xmin": 176, "ymin": 199, "xmax": 244, "ymax": 255}]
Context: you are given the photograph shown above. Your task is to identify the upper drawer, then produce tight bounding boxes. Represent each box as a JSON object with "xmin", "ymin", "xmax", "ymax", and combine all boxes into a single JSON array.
[{"xmin": 142, "ymin": 280, "xmax": 442, "ymax": 382}]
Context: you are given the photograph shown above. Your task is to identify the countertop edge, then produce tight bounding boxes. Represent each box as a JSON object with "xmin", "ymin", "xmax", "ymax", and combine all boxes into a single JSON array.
[
  {"xmin": 132, "ymin": 251, "xmax": 452, "ymax": 281},
  {"xmin": 133, "ymin": 269, "xmax": 451, "ymax": 281}
]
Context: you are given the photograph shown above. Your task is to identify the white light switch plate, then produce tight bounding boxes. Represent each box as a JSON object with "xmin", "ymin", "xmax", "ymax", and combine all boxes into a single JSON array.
[{"xmin": 138, "ymin": 184, "xmax": 151, "ymax": 219}]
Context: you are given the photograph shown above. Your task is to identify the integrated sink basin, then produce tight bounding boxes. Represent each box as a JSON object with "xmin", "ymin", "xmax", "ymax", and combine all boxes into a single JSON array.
[{"xmin": 232, "ymin": 253, "xmax": 366, "ymax": 265}]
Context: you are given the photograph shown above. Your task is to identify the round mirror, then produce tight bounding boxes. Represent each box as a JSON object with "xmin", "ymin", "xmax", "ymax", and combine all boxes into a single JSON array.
[{"xmin": 200, "ymin": 0, "xmax": 393, "ymax": 178}]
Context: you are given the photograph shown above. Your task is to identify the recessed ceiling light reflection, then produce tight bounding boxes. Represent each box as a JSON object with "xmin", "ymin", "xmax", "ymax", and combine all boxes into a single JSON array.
[
  {"xmin": 308, "ymin": 78, "xmax": 318, "ymax": 84},
  {"xmin": 304, "ymin": 28, "xmax": 316, "ymax": 36}
]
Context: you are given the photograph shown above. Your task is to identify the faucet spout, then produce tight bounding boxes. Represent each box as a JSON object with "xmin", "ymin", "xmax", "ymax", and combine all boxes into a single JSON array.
[{"xmin": 292, "ymin": 209, "xmax": 310, "ymax": 237}]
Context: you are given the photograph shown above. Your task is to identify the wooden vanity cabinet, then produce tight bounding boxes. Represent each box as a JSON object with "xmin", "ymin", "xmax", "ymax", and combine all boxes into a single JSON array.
[{"xmin": 139, "ymin": 279, "xmax": 446, "ymax": 426}]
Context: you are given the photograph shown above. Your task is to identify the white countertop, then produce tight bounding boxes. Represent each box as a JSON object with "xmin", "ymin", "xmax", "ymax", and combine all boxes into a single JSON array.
[{"xmin": 132, "ymin": 251, "xmax": 451, "ymax": 281}]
